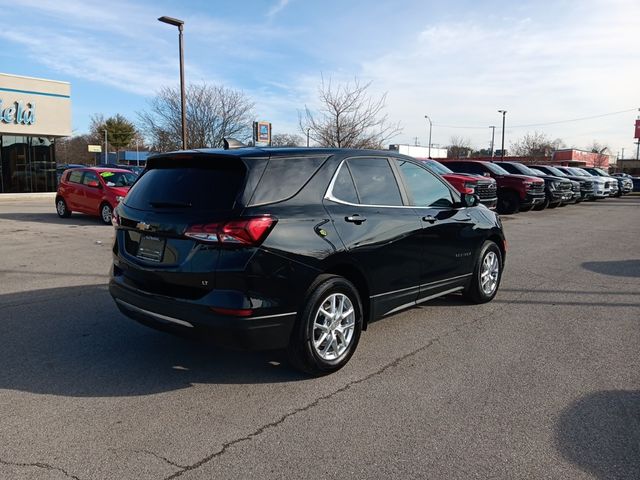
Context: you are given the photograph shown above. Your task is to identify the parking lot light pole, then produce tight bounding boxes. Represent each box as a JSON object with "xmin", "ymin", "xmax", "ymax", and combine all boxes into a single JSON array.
[
  {"xmin": 498, "ymin": 110, "xmax": 507, "ymax": 159},
  {"xmin": 489, "ymin": 125, "xmax": 496, "ymax": 158},
  {"xmin": 307, "ymin": 128, "xmax": 310, "ymax": 147},
  {"xmin": 158, "ymin": 15, "xmax": 187, "ymax": 150},
  {"xmin": 103, "ymin": 129, "xmax": 108, "ymax": 165},
  {"xmin": 424, "ymin": 115, "xmax": 433, "ymax": 158}
]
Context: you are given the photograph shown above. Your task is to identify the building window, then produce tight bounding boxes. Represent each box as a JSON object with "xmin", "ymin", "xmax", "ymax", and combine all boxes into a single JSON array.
[{"xmin": 0, "ymin": 135, "xmax": 56, "ymax": 193}]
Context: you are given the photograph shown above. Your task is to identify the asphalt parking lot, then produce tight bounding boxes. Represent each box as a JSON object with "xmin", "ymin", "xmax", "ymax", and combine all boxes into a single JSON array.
[{"xmin": 0, "ymin": 196, "xmax": 638, "ymax": 480}]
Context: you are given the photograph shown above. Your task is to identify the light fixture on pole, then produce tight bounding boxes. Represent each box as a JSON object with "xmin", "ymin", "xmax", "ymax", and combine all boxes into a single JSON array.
[
  {"xmin": 498, "ymin": 110, "xmax": 507, "ymax": 159},
  {"xmin": 489, "ymin": 125, "xmax": 496, "ymax": 158},
  {"xmin": 424, "ymin": 115, "xmax": 433, "ymax": 158},
  {"xmin": 158, "ymin": 15, "xmax": 187, "ymax": 150}
]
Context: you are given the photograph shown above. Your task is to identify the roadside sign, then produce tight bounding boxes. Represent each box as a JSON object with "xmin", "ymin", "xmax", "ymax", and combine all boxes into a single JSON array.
[
  {"xmin": 635, "ymin": 119, "xmax": 640, "ymax": 139},
  {"xmin": 253, "ymin": 121, "xmax": 272, "ymax": 145},
  {"xmin": 88, "ymin": 145, "xmax": 102, "ymax": 152}
]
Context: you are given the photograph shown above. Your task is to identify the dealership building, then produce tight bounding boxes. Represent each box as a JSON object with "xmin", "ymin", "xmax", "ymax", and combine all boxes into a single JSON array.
[{"xmin": 0, "ymin": 73, "xmax": 71, "ymax": 193}]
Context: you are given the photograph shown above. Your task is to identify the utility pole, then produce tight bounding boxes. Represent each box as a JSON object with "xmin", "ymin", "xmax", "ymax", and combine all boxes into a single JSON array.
[
  {"xmin": 306, "ymin": 128, "xmax": 310, "ymax": 147},
  {"xmin": 104, "ymin": 129, "xmax": 108, "ymax": 165},
  {"xmin": 498, "ymin": 110, "xmax": 507, "ymax": 159},
  {"xmin": 621, "ymin": 147, "xmax": 625, "ymax": 160},
  {"xmin": 489, "ymin": 125, "xmax": 496, "ymax": 157}
]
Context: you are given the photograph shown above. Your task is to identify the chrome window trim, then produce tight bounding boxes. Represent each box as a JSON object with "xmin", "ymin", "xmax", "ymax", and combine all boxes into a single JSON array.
[{"xmin": 324, "ymin": 158, "xmax": 416, "ymax": 209}]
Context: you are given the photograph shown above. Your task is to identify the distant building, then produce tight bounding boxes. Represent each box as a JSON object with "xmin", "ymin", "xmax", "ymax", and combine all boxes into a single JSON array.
[
  {"xmin": 389, "ymin": 144, "xmax": 448, "ymax": 159},
  {"xmin": 615, "ymin": 158, "xmax": 640, "ymax": 175},
  {"xmin": 467, "ymin": 149, "xmax": 613, "ymax": 168},
  {"xmin": 95, "ymin": 150, "xmax": 151, "ymax": 166},
  {"xmin": 0, "ymin": 72, "xmax": 72, "ymax": 193}
]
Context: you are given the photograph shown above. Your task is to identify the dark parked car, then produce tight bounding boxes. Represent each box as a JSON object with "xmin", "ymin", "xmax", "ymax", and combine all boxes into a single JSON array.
[
  {"xmin": 530, "ymin": 164, "xmax": 594, "ymax": 200},
  {"xmin": 109, "ymin": 146, "xmax": 506, "ymax": 375},
  {"xmin": 494, "ymin": 161, "xmax": 573, "ymax": 210},
  {"xmin": 440, "ymin": 160, "xmax": 545, "ymax": 214}
]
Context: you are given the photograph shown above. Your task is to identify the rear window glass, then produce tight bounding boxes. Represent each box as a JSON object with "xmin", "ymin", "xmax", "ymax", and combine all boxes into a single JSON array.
[
  {"xmin": 124, "ymin": 163, "xmax": 245, "ymax": 211},
  {"xmin": 249, "ymin": 156, "xmax": 326, "ymax": 206}
]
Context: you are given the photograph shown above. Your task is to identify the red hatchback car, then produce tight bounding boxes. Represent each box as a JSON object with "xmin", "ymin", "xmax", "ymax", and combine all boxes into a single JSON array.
[{"xmin": 56, "ymin": 167, "xmax": 137, "ymax": 224}]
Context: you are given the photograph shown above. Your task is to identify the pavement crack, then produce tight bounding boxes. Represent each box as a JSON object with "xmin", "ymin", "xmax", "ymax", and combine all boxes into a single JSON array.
[
  {"xmin": 163, "ymin": 304, "xmax": 503, "ymax": 480},
  {"xmin": 133, "ymin": 449, "xmax": 190, "ymax": 470},
  {"xmin": 0, "ymin": 458, "xmax": 82, "ymax": 480}
]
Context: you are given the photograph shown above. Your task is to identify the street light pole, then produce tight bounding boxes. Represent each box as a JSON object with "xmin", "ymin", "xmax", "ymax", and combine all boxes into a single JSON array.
[
  {"xmin": 489, "ymin": 125, "xmax": 496, "ymax": 158},
  {"xmin": 103, "ymin": 129, "xmax": 108, "ymax": 165},
  {"xmin": 158, "ymin": 16, "xmax": 187, "ymax": 150},
  {"xmin": 498, "ymin": 110, "xmax": 507, "ymax": 159},
  {"xmin": 307, "ymin": 128, "xmax": 310, "ymax": 147},
  {"xmin": 424, "ymin": 115, "xmax": 433, "ymax": 158}
]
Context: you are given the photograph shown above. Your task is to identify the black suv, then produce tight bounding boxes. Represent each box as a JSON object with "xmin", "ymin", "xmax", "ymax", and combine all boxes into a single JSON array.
[{"xmin": 109, "ymin": 147, "xmax": 506, "ymax": 374}]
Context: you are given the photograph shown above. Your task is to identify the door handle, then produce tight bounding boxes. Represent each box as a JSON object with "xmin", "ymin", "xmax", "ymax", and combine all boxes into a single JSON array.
[
  {"xmin": 345, "ymin": 214, "xmax": 366, "ymax": 224},
  {"xmin": 422, "ymin": 215, "xmax": 436, "ymax": 223}
]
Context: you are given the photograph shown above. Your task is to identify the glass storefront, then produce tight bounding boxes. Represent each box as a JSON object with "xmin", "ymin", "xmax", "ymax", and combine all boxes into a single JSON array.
[{"xmin": 0, "ymin": 135, "xmax": 57, "ymax": 193}]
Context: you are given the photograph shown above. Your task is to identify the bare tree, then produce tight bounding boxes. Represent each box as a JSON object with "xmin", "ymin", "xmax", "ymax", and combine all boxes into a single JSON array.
[
  {"xmin": 588, "ymin": 141, "xmax": 611, "ymax": 167},
  {"xmin": 447, "ymin": 136, "xmax": 472, "ymax": 158},
  {"xmin": 299, "ymin": 76, "xmax": 401, "ymax": 149},
  {"xmin": 55, "ymin": 134, "xmax": 95, "ymax": 165},
  {"xmin": 271, "ymin": 133, "xmax": 303, "ymax": 147},
  {"xmin": 510, "ymin": 131, "xmax": 565, "ymax": 162},
  {"xmin": 138, "ymin": 84, "xmax": 255, "ymax": 151}
]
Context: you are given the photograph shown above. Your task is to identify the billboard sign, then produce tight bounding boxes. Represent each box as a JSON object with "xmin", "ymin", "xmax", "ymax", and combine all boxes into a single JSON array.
[
  {"xmin": 635, "ymin": 119, "xmax": 640, "ymax": 139},
  {"xmin": 254, "ymin": 121, "xmax": 271, "ymax": 144},
  {"xmin": 88, "ymin": 145, "xmax": 102, "ymax": 152}
]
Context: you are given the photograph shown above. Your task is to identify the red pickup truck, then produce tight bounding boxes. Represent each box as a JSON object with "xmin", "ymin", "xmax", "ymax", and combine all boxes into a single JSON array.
[
  {"xmin": 421, "ymin": 159, "xmax": 498, "ymax": 209},
  {"xmin": 440, "ymin": 160, "xmax": 545, "ymax": 214}
]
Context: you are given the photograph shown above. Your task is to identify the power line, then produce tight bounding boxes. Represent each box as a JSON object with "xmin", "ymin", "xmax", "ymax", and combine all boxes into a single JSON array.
[{"xmin": 432, "ymin": 108, "xmax": 638, "ymax": 130}]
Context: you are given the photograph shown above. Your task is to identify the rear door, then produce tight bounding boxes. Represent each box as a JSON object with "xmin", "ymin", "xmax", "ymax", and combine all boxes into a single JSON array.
[
  {"xmin": 324, "ymin": 156, "xmax": 422, "ymax": 317},
  {"xmin": 392, "ymin": 158, "xmax": 479, "ymax": 298}
]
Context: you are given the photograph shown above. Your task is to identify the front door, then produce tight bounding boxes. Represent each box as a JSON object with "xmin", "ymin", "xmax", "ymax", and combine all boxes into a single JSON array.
[{"xmin": 392, "ymin": 158, "xmax": 480, "ymax": 299}]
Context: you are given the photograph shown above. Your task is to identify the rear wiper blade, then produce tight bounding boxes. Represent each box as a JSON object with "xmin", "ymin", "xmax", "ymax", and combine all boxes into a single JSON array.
[{"xmin": 149, "ymin": 200, "xmax": 192, "ymax": 208}]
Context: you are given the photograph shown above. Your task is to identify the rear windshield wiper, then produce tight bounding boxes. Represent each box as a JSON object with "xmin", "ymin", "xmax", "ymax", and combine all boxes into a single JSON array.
[{"xmin": 149, "ymin": 200, "xmax": 192, "ymax": 208}]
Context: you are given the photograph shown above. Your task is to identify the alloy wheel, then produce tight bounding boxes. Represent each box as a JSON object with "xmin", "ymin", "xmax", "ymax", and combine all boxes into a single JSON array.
[
  {"xmin": 480, "ymin": 251, "xmax": 500, "ymax": 296},
  {"xmin": 56, "ymin": 200, "xmax": 66, "ymax": 216},
  {"xmin": 312, "ymin": 293, "xmax": 356, "ymax": 361},
  {"xmin": 101, "ymin": 205, "xmax": 112, "ymax": 224}
]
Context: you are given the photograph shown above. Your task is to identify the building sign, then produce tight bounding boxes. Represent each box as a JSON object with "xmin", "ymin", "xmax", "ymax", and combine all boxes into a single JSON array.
[
  {"xmin": 635, "ymin": 119, "xmax": 640, "ymax": 139},
  {"xmin": 0, "ymin": 73, "xmax": 71, "ymax": 137},
  {"xmin": 88, "ymin": 145, "xmax": 102, "ymax": 153},
  {"xmin": 0, "ymin": 100, "xmax": 35, "ymax": 125},
  {"xmin": 253, "ymin": 121, "xmax": 271, "ymax": 144}
]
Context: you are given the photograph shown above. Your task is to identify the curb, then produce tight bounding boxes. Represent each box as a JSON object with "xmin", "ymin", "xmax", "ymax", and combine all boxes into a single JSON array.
[{"xmin": 0, "ymin": 192, "xmax": 56, "ymax": 202}]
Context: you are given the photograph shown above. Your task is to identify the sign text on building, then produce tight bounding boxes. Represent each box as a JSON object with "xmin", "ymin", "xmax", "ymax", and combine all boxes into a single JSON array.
[{"xmin": 0, "ymin": 100, "xmax": 36, "ymax": 125}]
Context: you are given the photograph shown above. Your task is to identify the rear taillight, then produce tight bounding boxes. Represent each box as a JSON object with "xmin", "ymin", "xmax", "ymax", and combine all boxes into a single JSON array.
[{"xmin": 185, "ymin": 216, "xmax": 276, "ymax": 245}]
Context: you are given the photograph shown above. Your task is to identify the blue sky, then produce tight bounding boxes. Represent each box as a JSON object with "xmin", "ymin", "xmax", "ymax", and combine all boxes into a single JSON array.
[{"xmin": 1, "ymin": 0, "xmax": 639, "ymax": 156}]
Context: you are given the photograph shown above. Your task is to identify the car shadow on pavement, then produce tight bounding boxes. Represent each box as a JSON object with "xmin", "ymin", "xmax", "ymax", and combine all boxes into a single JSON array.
[
  {"xmin": 0, "ymin": 285, "xmax": 307, "ymax": 398},
  {"xmin": 555, "ymin": 390, "xmax": 640, "ymax": 479},
  {"xmin": 0, "ymin": 212, "xmax": 108, "ymax": 226},
  {"xmin": 581, "ymin": 260, "xmax": 640, "ymax": 278}
]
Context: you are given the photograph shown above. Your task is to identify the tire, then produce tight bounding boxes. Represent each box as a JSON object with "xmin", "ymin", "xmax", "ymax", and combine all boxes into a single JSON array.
[
  {"xmin": 497, "ymin": 191, "xmax": 520, "ymax": 215},
  {"xmin": 287, "ymin": 275, "xmax": 363, "ymax": 376},
  {"xmin": 56, "ymin": 197, "xmax": 71, "ymax": 218},
  {"xmin": 547, "ymin": 201, "xmax": 559, "ymax": 209},
  {"xmin": 463, "ymin": 240, "xmax": 503, "ymax": 304},
  {"xmin": 100, "ymin": 203, "xmax": 113, "ymax": 225}
]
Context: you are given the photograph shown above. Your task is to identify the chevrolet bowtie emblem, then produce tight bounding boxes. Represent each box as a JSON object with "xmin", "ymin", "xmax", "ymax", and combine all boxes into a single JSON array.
[{"xmin": 136, "ymin": 222, "xmax": 152, "ymax": 231}]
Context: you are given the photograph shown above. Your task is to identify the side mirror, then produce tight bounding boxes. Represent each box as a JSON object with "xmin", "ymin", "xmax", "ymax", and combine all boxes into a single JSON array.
[
  {"xmin": 87, "ymin": 180, "xmax": 100, "ymax": 188},
  {"xmin": 462, "ymin": 193, "xmax": 480, "ymax": 208}
]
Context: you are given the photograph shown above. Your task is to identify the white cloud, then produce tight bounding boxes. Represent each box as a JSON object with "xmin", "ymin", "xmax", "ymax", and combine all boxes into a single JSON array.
[{"xmin": 267, "ymin": 0, "xmax": 291, "ymax": 17}]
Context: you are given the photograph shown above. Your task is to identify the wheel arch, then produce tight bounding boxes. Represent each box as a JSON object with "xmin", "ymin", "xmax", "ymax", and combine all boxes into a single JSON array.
[{"xmin": 324, "ymin": 263, "xmax": 371, "ymax": 330}]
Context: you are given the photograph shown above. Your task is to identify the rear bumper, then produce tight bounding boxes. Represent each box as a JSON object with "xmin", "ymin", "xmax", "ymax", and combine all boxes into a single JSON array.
[{"xmin": 109, "ymin": 276, "xmax": 296, "ymax": 350}]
